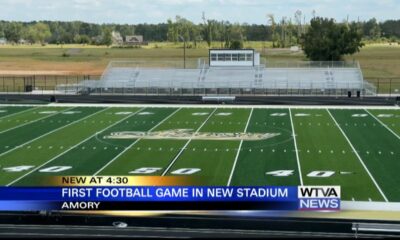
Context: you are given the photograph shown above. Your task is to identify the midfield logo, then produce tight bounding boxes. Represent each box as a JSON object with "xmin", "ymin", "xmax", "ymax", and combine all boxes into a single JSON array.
[{"xmin": 298, "ymin": 186, "xmax": 341, "ymax": 211}]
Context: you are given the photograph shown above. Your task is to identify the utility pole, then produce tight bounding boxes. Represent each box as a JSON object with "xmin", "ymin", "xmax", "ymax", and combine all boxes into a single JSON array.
[{"xmin": 202, "ymin": 12, "xmax": 211, "ymax": 48}]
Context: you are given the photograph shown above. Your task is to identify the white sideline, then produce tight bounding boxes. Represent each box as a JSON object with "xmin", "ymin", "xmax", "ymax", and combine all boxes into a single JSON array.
[
  {"xmin": 161, "ymin": 108, "xmax": 218, "ymax": 176},
  {"xmin": 289, "ymin": 108, "xmax": 303, "ymax": 186},
  {"xmin": 0, "ymin": 107, "xmax": 78, "ymax": 158},
  {"xmin": 327, "ymin": 109, "xmax": 388, "ymax": 202},
  {"xmin": 227, "ymin": 108, "xmax": 253, "ymax": 186},
  {"xmin": 93, "ymin": 107, "xmax": 182, "ymax": 176},
  {"xmin": 6, "ymin": 107, "xmax": 144, "ymax": 186},
  {"xmin": 0, "ymin": 103, "xmax": 399, "ymax": 110},
  {"xmin": 364, "ymin": 109, "xmax": 400, "ymax": 140}
]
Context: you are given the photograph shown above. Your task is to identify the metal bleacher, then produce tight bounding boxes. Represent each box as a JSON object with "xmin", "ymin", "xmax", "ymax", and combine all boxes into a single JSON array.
[{"xmin": 58, "ymin": 60, "xmax": 376, "ymax": 96}]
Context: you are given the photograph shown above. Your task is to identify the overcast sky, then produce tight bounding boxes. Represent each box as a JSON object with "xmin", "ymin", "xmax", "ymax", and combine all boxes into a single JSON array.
[{"xmin": 0, "ymin": 0, "xmax": 399, "ymax": 24}]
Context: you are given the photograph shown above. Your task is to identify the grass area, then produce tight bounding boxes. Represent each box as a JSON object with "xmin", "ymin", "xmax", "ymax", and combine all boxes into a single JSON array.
[
  {"xmin": 165, "ymin": 108, "xmax": 250, "ymax": 185},
  {"xmin": 0, "ymin": 105, "xmax": 399, "ymax": 203},
  {"xmin": 330, "ymin": 109, "xmax": 400, "ymax": 202},
  {"xmin": 15, "ymin": 107, "xmax": 176, "ymax": 185},
  {"xmin": 0, "ymin": 107, "xmax": 131, "ymax": 185},
  {"xmin": 349, "ymin": 45, "xmax": 400, "ymax": 79},
  {"xmin": 292, "ymin": 109, "xmax": 383, "ymax": 201},
  {"xmin": 0, "ymin": 42, "xmax": 399, "ymax": 80},
  {"xmin": 0, "ymin": 106, "xmax": 32, "ymax": 121},
  {"xmin": 230, "ymin": 108, "xmax": 299, "ymax": 186},
  {"xmin": 0, "ymin": 107, "xmax": 87, "ymax": 154}
]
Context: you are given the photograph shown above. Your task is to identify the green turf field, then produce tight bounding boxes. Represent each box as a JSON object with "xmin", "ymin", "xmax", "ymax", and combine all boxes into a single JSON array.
[{"xmin": 0, "ymin": 104, "xmax": 399, "ymax": 203}]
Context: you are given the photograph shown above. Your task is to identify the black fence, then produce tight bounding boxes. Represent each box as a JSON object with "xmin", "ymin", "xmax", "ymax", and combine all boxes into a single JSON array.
[
  {"xmin": 366, "ymin": 78, "xmax": 400, "ymax": 96},
  {"xmin": 0, "ymin": 75, "xmax": 100, "ymax": 93}
]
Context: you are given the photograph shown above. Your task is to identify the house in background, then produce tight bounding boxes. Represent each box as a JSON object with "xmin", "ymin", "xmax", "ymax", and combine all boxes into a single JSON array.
[
  {"xmin": 112, "ymin": 31, "xmax": 123, "ymax": 45},
  {"xmin": 0, "ymin": 38, "xmax": 7, "ymax": 45},
  {"xmin": 125, "ymin": 35, "xmax": 148, "ymax": 46},
  {"xmin": 18, "ymin": 39, "xmax": 27, "ymax": 44}
]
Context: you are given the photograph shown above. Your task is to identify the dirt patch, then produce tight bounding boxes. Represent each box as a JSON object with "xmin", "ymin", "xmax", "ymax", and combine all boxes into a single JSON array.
[
  {"xmin": 0, "ymin": 61, "xmax": 105, "ymax": 75},
  {"xmin": 66, "ymin": 48, "xmax": 83, "ymax": 55}
]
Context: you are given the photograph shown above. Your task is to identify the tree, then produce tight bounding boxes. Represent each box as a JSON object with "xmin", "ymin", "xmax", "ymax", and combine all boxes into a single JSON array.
[
  {"xmin": 229, "ymin": 40, "xmax": 243, "ymax": 49},
  {"xmin": 167, "ymin": 16, "xmax": 201, "ymax": 47},
  {"xmin": 73, "ymin": 34, "xmax": 91, "ymax": 44},
  {"xmin": 294, "ymin": 10, "xmax": 303, "ymax": 43},
  {"xmin": 26, "ymin": 23, "xmax": 51, "ymax": 44},
  {"xmin": 213, "ymin": 21, "xmax": 226, "ymax": 47},
  {"xmin": 24, "ymin": 26, "xmax": 37, "ymax": 44},
  {"xmin": 190, "ymin": 24, "xmax": 202, "ymax": 47},
  {"xmin": 202, "ymin": 12, "xmax": 211, "ymax": 47},
  {"xmin": 4, "ymin": 22, "xmax": 23, "ymax": 43},
  {"xmin": 101, "ymin": 27, "xmax": 113, "ymax": 46},
  {"xmin": 221, "ymin": 21, "xmax": 232, "ymax": 48},
  {"xmin": 380, "ymin": 20, "xmax": 400, "ymax": 39},
  {"xmin": 279, "ymin": 17, "xmax": 287, "ymax": 47},
  {"xmin": 363, "ymin": 18, "xmax": 381, "ymax": 39},
  {"xmin": 301, "ymin": 17, "xmax": 364, "ymax": 61},
  {"xmin": 0, "ymin": 23, "xmax": 4, "ymax": 38},
  {"xmin": 227, "ymin": 23, "xmax": 245, "ymax": 48},
  {"xmin": 167, "ymin": 18, "xmax": 178, "ymax": 42},
  {"xmin": 115, "ymin": 24, "xmax": 135, "ymax": 38},
  {"xmin": 267, "ymin": 14, "xmax": 277, "ymax": 47}
]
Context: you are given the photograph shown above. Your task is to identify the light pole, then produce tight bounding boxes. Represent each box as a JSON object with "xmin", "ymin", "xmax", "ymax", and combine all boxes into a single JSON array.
[{"xmin": 179, "ymin": 35, "xmax": 186, "ymax": 69}]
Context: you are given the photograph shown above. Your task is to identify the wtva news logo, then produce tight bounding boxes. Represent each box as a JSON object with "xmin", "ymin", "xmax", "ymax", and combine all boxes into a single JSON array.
[{"xmin": 298, "ymin": 186, "xmax": 341, "ymax": 211}]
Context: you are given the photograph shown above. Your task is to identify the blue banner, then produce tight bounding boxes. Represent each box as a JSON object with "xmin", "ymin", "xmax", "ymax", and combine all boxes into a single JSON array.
[
  {"xmin": 0, "ymin": 186, "xmax": 340, "ymax": 211},
  {"xmin": 0, "ymin": 186, "xmax": 297, "ymax": 202}
]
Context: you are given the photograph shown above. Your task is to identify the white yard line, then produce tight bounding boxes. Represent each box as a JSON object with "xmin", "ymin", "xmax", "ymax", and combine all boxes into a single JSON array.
[
  {"xmin": 0, "ymin": 107, "xmax": 81, "ymax": 158},
  {"xmin": 289, "ymin": 108, "xmax": 304, "ymax": 186},
  {"xmin": 161, "ymin": 108, "xmax": 218, "ymax": 176},
  {"xmin": 93, "ymin": 108, "xmax": 182, "ymax": 176},
  {"xmin": 0, "ymin": 107, "xmax": 75, "ymax": 135},
  {"xmin": 364, "ymin": 109, "xmax": 400, "ymax": 140},
  {"xmin": 0, "ymin": 107, "xmax": 39, "ymax": 120},
  {"xmin": 227, "ymin": 108, "xmax": 253, "ymax": 186},
  {"xmin": 5, "ymin": 108, "xmax": 144, "ymax": 186},
  {"xmin": 327, "ymin": 109, "xmax": 388, "ymax": 202}
]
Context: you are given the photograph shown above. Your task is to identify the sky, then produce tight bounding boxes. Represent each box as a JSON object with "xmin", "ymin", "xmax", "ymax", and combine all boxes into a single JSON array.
[{"xmin": 0, "ymin": 0, "xmax": 399, "ymax": 24}]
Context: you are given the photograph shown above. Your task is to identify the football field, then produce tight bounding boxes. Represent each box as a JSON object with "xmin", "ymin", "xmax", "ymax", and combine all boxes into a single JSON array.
[{"xmin": 0, "ymin": 104, "xmax": 399, "ymax": 203}]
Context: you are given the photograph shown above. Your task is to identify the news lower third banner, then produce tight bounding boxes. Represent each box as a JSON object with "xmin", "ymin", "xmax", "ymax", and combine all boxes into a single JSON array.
[{"xmin": 0, "ymin": 177, "xmax": 341, "ymax": 211}]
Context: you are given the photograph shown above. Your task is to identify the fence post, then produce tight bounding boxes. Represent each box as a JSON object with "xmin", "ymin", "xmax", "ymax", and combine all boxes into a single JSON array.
[
  {"xmin": 376, "ymin": 79, "xmax": 379, "ymax": 95},
  {"xmin": 65, "ymin": 76, "xmax": 69, "ymax": 95}
]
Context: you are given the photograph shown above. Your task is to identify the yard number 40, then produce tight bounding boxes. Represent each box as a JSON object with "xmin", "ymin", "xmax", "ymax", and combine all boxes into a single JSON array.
[{"xmin": 266, "ymin": 170, "xmax": 335, "ymax": 178}]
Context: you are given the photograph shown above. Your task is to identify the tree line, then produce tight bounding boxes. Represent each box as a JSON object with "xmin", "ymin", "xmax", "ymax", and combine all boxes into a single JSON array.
[
  {"xmin": 0, "ymin": 17, "xmax": 399, "ymax": 46},
  {"xmin": 0, "ymin": 21, "xmax": 168, "ymax": 45}
]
